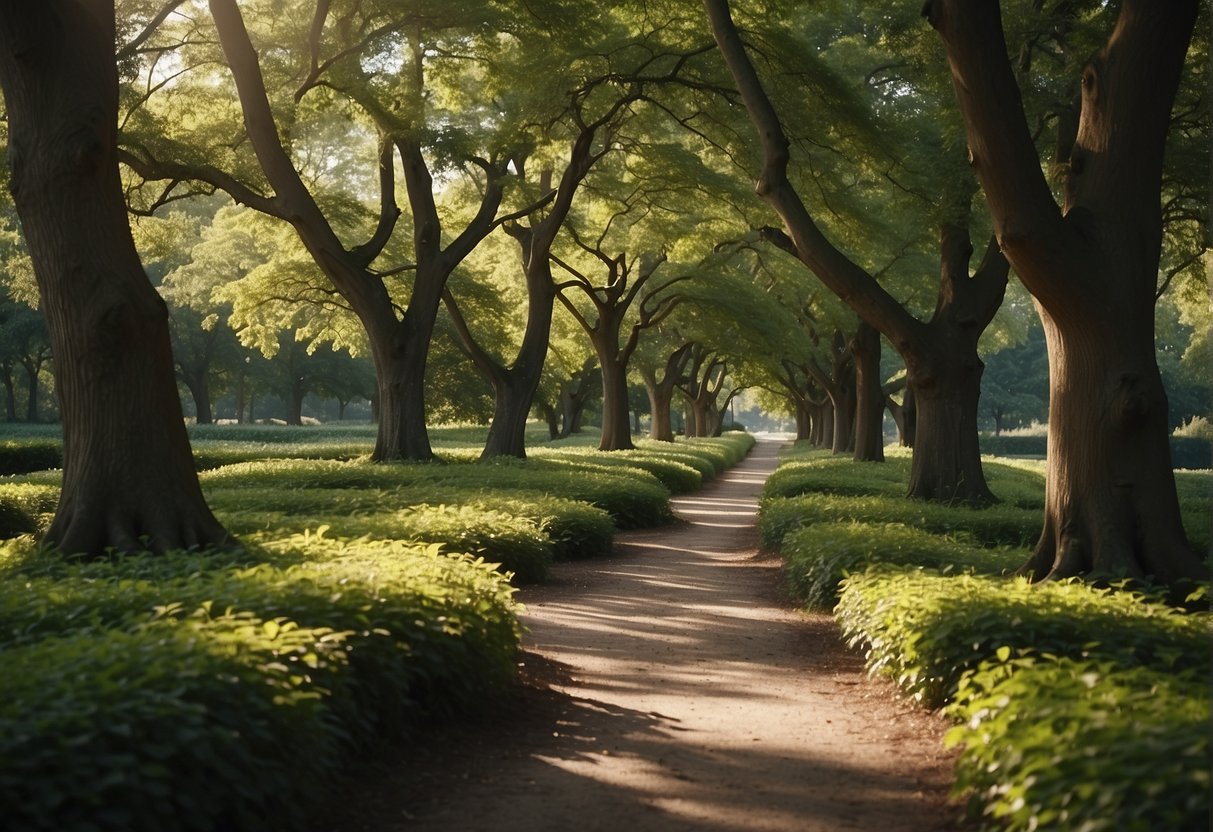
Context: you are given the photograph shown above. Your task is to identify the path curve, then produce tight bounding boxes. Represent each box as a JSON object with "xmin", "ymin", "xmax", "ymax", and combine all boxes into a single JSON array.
[{"xmin": 321, "ymin": 440, "xmax": 960, "ymax": 831}]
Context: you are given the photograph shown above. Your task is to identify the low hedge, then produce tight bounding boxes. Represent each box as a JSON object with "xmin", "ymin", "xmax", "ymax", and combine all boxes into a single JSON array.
[
  {"xmin": 781, "ymin": 522, "xmax": 1020, "ymax": 610},
  {"xmin": 947, "ymin": 655, "xmax": 1209, "ymax": 831},
  {"xmin": 203, "ymin": 487, "xmax": 614, "ymax": 564},
  {"xmin": 224, "ymin": 505, "xmax": 553, "ymax": 584},
  {"xmin": 199, "ymin": 458, "xmax": 673, "ymax": 530},
  {"xmin": 834, "ymin": 566, "xmax": 1210, "ymax": 708},
  {"xmin": 0, "ymin": 539, "xmax": 520, "ymax": 832},
  {"xmin": 759, "ymin": 492, "xmax": 1041, "ymax": 551},
  {"xmin": 0, "ymin": 438, "xmax": 61, "ymax": 476}
]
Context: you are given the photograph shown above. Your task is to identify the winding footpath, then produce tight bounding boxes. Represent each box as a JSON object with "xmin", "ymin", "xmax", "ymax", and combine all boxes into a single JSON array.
[{"xmin": 322, "ymin": 440, "xmax": 960, "ymax": 831}]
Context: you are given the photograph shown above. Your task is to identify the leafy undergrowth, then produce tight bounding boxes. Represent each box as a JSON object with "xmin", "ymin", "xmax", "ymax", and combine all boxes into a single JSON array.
[
  {"xmin": 0, "ymin": 429, "xmax": 754, "ymax": 830},
  {"xmin": 0, "ymin": 539, "xmax": 520, "ymax": 832},
  {"xmin": 760, "ymin": 446, "xmax": 1211, "ymax": 831}
]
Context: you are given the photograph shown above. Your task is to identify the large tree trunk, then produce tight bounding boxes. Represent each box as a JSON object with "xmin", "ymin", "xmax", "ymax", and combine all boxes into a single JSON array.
[
  {"xmin": 850, "ymin": 322, "xmax": 884, "ymax": 462},
  {"xmin": 907, "ymin": 353, "xmax": 993, "ymax": 502},
  {"xmin": 928, "ymin": 0, "xmax": 1206, "ymax": 586},
  {"xmin": 0, "ymin": 0, "xmax": 229, "ymax": 555},
  {"xmin": 367, "ymin": 315, "xmax": 435, "ymax": 460}
]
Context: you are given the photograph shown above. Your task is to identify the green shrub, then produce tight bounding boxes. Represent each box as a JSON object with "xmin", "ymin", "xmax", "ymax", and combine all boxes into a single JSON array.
[
  {"xmin": 0, "ymin": 482, "xmax": 59, "ymax": 538},
  {"xmin": 759, "ymin": 492, "xmax": 1040, "ymax": 551},
  {"xmin": 0, "ymin": 539, "xmax": 519, "ymax": 832},
  {"xmin": 782, "ymin": 522, "xmax": 1020, "ymax": 610},
  {"xmin": 224, "ymin": 505, "xmax": 553, "ymax": 583},
  {"xmin": 0, "ymin": 613, "xmax": 343, "ymax": 832},
  {"xmin": 835, "ymin": 566, "xmax": 1210, "ymax": 708},
  {"xmin": 0, "ymin": 438, "xmax": 62, "ymax": 475},
  {"xmin": 947, "ymin": 655, "xmax": 1209, "ymax": 831},
  {"xmin": 203, "ymin": 486, "xmax": 614, "ymax": 563},
  {"xmin": 199, "ymin": 458, "xmax": 672, "ymax": 530},
  {"xmin": 530, "ymin": 447, "xmax": 703, "ymax": 493},
  {"xmin": 763, "ymin": 455, "xmax": 910, "ymax": 500}
]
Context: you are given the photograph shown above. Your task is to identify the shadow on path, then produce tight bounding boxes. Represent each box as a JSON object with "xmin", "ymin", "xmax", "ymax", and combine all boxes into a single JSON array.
[{"xmin": 318, "ymin": 441, "xmax": 961, "ymax": 832}]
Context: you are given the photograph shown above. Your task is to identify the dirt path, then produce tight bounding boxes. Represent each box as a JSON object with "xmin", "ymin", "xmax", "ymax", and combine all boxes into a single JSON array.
[{"xmin": 321, "ymin": 440, "xmax": 961, "ymax": 831}]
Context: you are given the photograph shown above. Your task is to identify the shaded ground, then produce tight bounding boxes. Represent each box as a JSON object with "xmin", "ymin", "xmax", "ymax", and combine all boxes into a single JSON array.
[{"xmin": 318, "ymin": 440, "xmax": 962, "ymax": 831}]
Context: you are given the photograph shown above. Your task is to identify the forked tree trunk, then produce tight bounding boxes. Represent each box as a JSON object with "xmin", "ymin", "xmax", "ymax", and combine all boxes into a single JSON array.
[
  {"xmin": 929, "ymin": 0, "xmax": 1206, "ymax": 587},
  {"xmin": 641, "ymin": 343, "xmax": 693, "ymax": 442},
  {"xmin": 0, "ymin": 0, "xmax": 229, "ymax": 555},
  {"xmin": 850, "ymin": 322, "xmax": 884, "ymax": 462}
]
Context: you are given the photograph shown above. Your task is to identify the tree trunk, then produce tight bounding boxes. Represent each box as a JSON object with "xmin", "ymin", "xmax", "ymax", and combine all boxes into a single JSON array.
[
  {"xmin": 472, "ymin": 263, "xmax": 558, "ymax": 460},
  {"xmin": 1, "ymin": 367, "xmax": 16, "ymax": 421},
  {"xmin": 1020, "ymin": 314, "xmax": 1199, "ymax": 584},
  {"xmin": 183, "ymin": 371, "xmax": 213, "ymax": 425},
  {"xmin": 0, "ymin": 0, "xmax": 229, "ymax": 555},
  {"xmin": 850, "ymin": 322, "xmax": 885, "ymax": 462},
  {"xmin": 928, "ymin": 0, "xmax": 1205, "ymax": 586},
  {"xmin": 287, "ymin": 385, "xmax": 305, "ymax": 427},
  {"xmin": 900, "ymin": 386, "xmax": 917, "ymax": 448},
  {"xmin": 537, "ymin": 399, "xmax": 560, "ymax": 440},
  {"xmin": 597, "ymin": 350, "xmax": 635, "ymax": 451},
  {"xmin": 645, "ymin": 379, "xmax": 676, "ymax": 442},
  {"xmin": 794, "ymin": 401, "xmax": 812, "ymax": 441},
  {"xmin": 906, "ymin": 355, "xmax": 993, "ymax": 503},
  {"xmin": 818, "ymin": 400, "xmax": 834, "ymax": 449},
  {"xmin": 20, "ymin": 361, "xmax": 39, "ymax": 422},
  {"xmin": 368, "ymin": 318, "xmax": 434, "ymax": 460}
]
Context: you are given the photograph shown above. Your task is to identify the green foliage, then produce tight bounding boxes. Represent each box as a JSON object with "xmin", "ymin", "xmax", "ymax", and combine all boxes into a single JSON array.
[
  {"xmin": 198, "ymin": 457, "xmax": 673, "ymax": 530},
  {"xmin": 229, "ymin": 505, "xmax": 553, "ymax": 584},
  {"xmin": 0, "ymin": 437, "xmax": 61, "ymax": 475},
  {"xmin": 759, "ymin": 492, "xmax": 1041, "ymax": 551},
  {"xmin": 947, "ymin": 656, "xmax": 1210, "ymax": 831},
  {"xmin": 0, "ymin": 539, "xmax": 519, "ymax": 832},
  {"xmin": 0, "ymin": 482, "xmax": 57, "ymax": 538},
  {"xmin": 834, "ymin": 567, "xmax": 1210, "ymax": 708},
  {"xmin": 782, "ymin": 522, "xmax": 1019, "ymax": 611}
]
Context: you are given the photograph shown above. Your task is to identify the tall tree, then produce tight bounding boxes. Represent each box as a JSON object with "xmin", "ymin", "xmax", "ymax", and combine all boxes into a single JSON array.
[
  {"xmin": 122, "ymin": 0, "xmax": 543, "ymax": 460},
  {"xmin": 0, "ymin": 1, "xmax": 229, "ymax": 555},
  {"xmin": 705, "ymin": 0, "xmax": 1009, "ymax": 502},
  {"xmin": 924, "ymin": 0, "xmax": 1207, "ymax": 586}
]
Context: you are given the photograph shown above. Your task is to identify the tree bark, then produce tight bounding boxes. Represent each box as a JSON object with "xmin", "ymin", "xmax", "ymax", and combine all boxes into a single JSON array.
[
  {"xmin": 0, "ymin": 0, "xmax": 229, "ymax": 555},
  {"xmin": 927, "ymin": 0, "xmax": 1206, "ymax": 585},
  {"xmin": 850, "ymin": 321, "xmax": 885, "ymax": 462}
]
